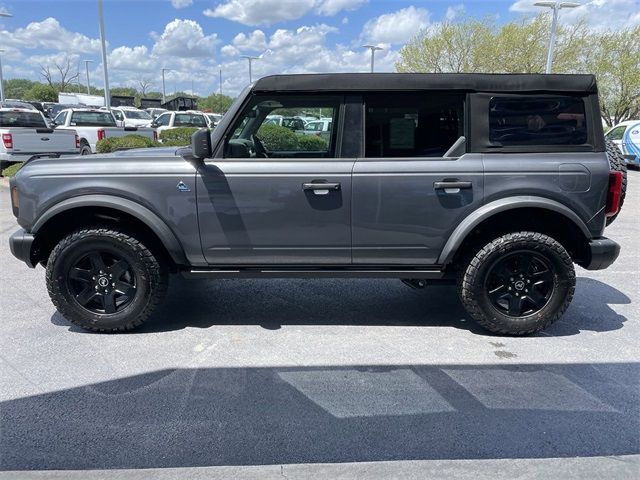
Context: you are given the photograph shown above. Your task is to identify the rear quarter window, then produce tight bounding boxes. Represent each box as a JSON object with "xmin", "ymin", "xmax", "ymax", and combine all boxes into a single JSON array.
[{"xmin": 489, "ymin": 96, "xmax": 587, "ymax": 146}]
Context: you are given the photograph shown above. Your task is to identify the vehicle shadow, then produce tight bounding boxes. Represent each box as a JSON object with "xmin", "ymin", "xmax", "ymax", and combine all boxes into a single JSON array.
[
  {"xmin": 50, "ymin": 276, "xmax": 629, "ymax": 336},
  {"xmin": 2, "ymin": 362, "xmax": 638, "ymax": 470}
]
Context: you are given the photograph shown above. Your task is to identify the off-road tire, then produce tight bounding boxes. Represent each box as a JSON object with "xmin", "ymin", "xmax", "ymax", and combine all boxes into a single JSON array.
[
  {"xmin": 46, "ymin": 228, "xmax": 168, "ymax": 332},
  {"xmin": 457, "ymin": 232, "xmax": 575, "ymax": 335},
  {"xmin": 605, "ymin": 138, "xmax": 627, "ymax": 226}
]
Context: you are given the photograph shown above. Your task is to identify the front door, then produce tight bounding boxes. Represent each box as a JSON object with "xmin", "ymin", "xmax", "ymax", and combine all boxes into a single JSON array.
[
  {"xmin": 352, "ymin": 92, "xmax": 484, "ymax": 265},
  {"xmin": 197, "ymin": 93, "xmax": 353, "ymax": 265}
]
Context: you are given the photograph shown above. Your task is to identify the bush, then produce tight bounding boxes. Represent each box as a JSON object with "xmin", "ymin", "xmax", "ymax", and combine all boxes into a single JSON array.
[
  {"xmin": 297, "ymin": 135, "xmax": 328, "ymax": 151},
  {"xmin": 1, "ymin": 162, "xmax": 21, "ymax": 177},
  {"xmin": 159, "ymin": 127, "xmax": 198, "ymax": 146},
  {"xmin": 96, "ymin": 135, "xmax": 157, "ymax": 153},
  {"xmin": 256, "ymin": 124, "xmax": 299, "ymax": 151}
]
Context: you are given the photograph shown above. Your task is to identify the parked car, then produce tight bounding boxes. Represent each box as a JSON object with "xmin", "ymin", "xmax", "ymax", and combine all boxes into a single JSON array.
[
  {"xmin": 302, "ymin": 118, "xmax": 332, "ymax": 141},
  {"xmin": 205, "ymin": 113, "xmax": 223, "ymax": 128},
  {"xmin": 49, "ymin": 103, "xmax": 82, "ymax": 119},
  {"xmin": 9, "ymin": 73, "xmax": 623, "ymax": 335},
  {"xmin": 0, "ymin": 107, "xmax": 79, "ymax": 169},
  {"xmin": 151, "ymin": 110, "xmax": 208, "ymax": 133},
  {"xmin": 111, "ymin": 107, "xmax": 153, "ymax": 128},
  {"xmin": 145, "ymin": 108, "xmax": 168, "ymax": 120},
  {"xmin": 0, "ymin": 100, "xmax": 38, "ymax": 111},
  {"xmin": 605, "ymin": 120, "xmax": 640, "ymax": 169},
  {"xmin": 52, "ymin": 108, "xmax": 156, "ymax": 154},
  {"xmin": 264, "ymin": 115, "xmax": 306, "ymax": 131}
]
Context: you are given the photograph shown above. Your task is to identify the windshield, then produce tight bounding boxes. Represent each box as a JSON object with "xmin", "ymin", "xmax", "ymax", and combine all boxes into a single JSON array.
[
  {"xmin": 0, "ymin": 111, "xmax": 47, "ymax": 128},
  {"xmin": 70, "ymin": 111, "xmax": 117, "ymax": 127},
  {"xmin": 123, "ymin": 110, "xmax": 151, "ymax": 120}
]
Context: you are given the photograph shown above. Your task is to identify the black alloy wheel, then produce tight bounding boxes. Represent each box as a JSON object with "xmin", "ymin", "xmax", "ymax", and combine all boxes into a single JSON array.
[
  {"xmin": 67, "ymin": 250, "xmax": 137, "ymax": 314},
  {"xmin": 484, "ymin": 250, "xmax": 554, "ymax": 317}
]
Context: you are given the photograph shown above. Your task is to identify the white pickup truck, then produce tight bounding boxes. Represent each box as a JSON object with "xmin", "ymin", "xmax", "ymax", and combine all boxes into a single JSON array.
[
  {"xmin": 0, "ymin": 108, "xmax": 79, "ymax": 168},
  {"xmin": 52, "ymin": 108, "xmax": 157, "ymax": 154}
]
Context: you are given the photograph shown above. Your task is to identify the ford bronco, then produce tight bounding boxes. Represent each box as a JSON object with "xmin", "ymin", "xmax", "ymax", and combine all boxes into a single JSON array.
[{"xmin": 9, "ymin": 73, "xmax": 624, "ymax": 334}]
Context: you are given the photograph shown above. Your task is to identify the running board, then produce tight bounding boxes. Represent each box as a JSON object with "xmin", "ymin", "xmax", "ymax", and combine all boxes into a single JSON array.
[{"xmin": 181, "ymin": 268, "xmax": 447, "ymax": 279}]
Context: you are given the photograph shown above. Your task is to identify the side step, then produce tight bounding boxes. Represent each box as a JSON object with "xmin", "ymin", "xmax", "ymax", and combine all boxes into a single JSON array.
[{"xmin": 181, "ymin": 268, "xmax": 448, "ymax": 280}]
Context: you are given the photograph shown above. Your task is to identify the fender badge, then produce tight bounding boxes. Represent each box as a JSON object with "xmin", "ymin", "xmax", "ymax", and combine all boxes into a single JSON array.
[{"xmin": 176, "ymin": 181, "xmax": 191, "ymax": 192}]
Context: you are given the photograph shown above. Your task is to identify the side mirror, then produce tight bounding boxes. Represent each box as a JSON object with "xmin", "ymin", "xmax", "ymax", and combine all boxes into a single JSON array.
[{"xmin": 192, "ymin": 128, "xmax": 212, "ymax": 159}]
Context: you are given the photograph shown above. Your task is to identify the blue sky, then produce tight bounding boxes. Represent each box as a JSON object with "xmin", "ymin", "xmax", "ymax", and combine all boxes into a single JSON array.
[{"xmin": 0, "ymin": 0, "xmax": 638, "ymax": 96}]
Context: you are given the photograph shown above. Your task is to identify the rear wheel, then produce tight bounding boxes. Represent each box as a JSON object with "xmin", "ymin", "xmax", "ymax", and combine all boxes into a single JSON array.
[
  {"xmin": 46, "ymin": 228, "xmax": 168, "ymax": 332},
  {"xmin": 80, "ymin": 142, "xmax": 92, "ymax": 155},
  {"xmin": 605, "ymin": 138, "xmax": 627, "ymax": 226},
  {"xmin": 458, "ymin": 232, "xmax": 575, "ymax": 335}
]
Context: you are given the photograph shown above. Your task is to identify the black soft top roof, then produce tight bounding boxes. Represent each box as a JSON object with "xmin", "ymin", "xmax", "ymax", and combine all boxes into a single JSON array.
[{"xmin": 253, "ymin": 73, "xmax": 597, "ymax": 94}]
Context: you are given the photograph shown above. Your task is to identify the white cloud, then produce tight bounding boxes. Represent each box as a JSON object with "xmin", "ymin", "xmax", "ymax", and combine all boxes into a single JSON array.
[
  {"xmin": 0, "ymin": 17, "xmax": 101, "ymax": 53},
  {"xmin": 151, "ymin": 19, "xmax": 218, "ymax": 57},
  {"xmin": 203, "ymin": 0, "xmax": 367, "ymax": 26},
  {"xmin": 361, "ymin": 6, "xmax": 431, "ymax": 44},
  {"xmin": 232, "ymin": 30, "xmax": 268, "ymax": 51},
  {"xmin": 108, "ymin": 46, "xmax": 156, "ymax": 72},
  {"xmin": 315, "ymin": 0, "xmax": 368, "ymax": 16},
  {"xmin": 510, "ymin": 0, "xmax": 640, "ymax": 30},
  {"xmin": 203, "ymin": 0, "xmax": 316, "ymax": 26},
  {"xmin": 445, "ymin": 4, "xmax": 466, "ymax": 21},
  {"xmin": 170, "ymin": 0, "xmax": 193, "ymax": 8}
]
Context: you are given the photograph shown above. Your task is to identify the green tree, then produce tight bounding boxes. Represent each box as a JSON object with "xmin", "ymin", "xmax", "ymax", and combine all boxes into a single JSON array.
[
  {"xmin": 24, "ymin": 83, "xmax": 58, "ymax": 102},
  {"xmin": 3, "ymin": 79, "xmax": 36, "ymax": 100},
  {"xmin": 584, "ymin": 26, "xmax": 640, "ymax": 126},
  {"xmin": 199, "ymin": 93, "xmax": 234, "ymax": 113}
]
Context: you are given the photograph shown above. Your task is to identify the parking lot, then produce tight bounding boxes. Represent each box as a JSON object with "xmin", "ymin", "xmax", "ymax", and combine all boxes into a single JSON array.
[{"xmin": 0, "ymin": 173, "xmax": 638, "ymax": 479}]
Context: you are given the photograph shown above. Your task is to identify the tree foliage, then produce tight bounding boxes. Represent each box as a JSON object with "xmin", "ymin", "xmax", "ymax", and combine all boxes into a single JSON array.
[
  {"xmin": 199, "ymin": 93, "xmax": 234, "ymax": 113},
  {"xmin": 396, "ymin": 14, "xmax": 638, "ymax": 124},
  {"xmin": 24, "ymin": 83, "xmax": 58, "ymax": 102}
]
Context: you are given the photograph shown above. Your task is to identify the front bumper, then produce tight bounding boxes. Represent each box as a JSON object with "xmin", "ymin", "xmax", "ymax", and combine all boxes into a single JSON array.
[
  {"xmin": 584, "ymin": 237, "xmax": 620, "ymax": 270},
  {"xmin": 9, "ymin": 229, "xmax": 37, "ymax": 268}
]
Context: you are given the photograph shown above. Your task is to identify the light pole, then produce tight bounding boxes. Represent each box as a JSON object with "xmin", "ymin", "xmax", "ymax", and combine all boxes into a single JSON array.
[
  {"xmin": 84, "ymin": 60, "xmax": 93, "ymax": 95},
  {"xmin": 241, "ymin": 55, "xmax": 260, "ymax": 83},
  {"xmin": 362, "ymin": 45, "xmax": 383, "ymax": 73},
  {"xmin": 0, "ymin": 50, "xmax": 5, "ymax": 103},
  {"xmin": 218, "ymin": 65, "xmax": 222, "ymax": 96},
  {"xmin": 161, "ymin": 68, "xmax": 170, "ymax": 104},
  {"xmin": 534, "ymin": 1, "xmax": 580, "ymax": 73},
  {"xmin": 0, "ymin": 11, "xmax": 12, "ymax": 102},
  {"xmin": 97, "ymin": 0, "xmax": 110, "ymax": 109}
]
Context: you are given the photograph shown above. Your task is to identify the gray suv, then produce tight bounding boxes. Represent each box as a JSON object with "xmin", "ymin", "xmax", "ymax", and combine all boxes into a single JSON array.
[{"xmin": 9, "ymin": 73, "xmax": 624, "ymax": 335}]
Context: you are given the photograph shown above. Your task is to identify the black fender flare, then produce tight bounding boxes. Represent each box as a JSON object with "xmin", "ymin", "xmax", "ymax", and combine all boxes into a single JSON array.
[
  {"xmin": 437, "ymin": 196, "xmax": 591, "ymax": 266},
  {"xmin": 32, "ymin": 194, "xmax": 188, "ymax": 265}
]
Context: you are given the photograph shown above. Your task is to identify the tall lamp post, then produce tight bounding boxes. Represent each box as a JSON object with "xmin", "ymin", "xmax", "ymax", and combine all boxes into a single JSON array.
[
  {"xmin": 97, "ymin": 0, "xmax": 110, "ymax": 109},
  {"xmin": 0, "ymin": 10, "xmax": 12, "ymax": 103},
  {"xmin": 534, "ymin": 1, "xmax": 581, "ymax": 73},
  {"xmin": 241, "ymin": 55, "xmax": 260, "ymax": 84},
  {"xmin": 362, "ymin": 45, "xmax": 383, "ymax": 73},
  {"xmin": 83, "ymin": 60, "xmax": 93, "ymax": 95},
  {"xmin": 161, "ymin": 68, "xmax": 170, "ymax": 104},
  {"xmin": 218, "ymin": 64, "xmax": 222, "ymax": 96}
]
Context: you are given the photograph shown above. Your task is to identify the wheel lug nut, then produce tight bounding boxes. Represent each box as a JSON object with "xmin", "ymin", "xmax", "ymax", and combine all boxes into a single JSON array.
[
  {"xmin": 92, "ymin": 276, "xmax": 96, "ymax": 280},
  {"xmin": 525, "ymin": 289, "xmax": 528, "ymax": 293},
  {"xmin": 510, "ymin": 277, "xmax": 514, "ymax": 281},
  {"xmin": 95, "ymin": 286, "xmax": 99, "ymax": 290},
  {"xmin": 508, "ymin": 287, "xmax": 512, "ymax": 290},
  {"xmin": 112, "ymin": 283, "xmax": 115, "ymax": 287},
  {"xmin": 515, "ymin": 293, "xmax": 519, "ymax": 296}
]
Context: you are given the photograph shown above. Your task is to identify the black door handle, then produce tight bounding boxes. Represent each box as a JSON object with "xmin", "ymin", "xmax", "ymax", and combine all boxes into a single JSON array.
[
  {"xmin": 434, "ymin": 181, "xmax": 472, "ymax": 190},
  {"xmin": 302, "ymin": 182, "xmax": 341, "ymax": 191}
]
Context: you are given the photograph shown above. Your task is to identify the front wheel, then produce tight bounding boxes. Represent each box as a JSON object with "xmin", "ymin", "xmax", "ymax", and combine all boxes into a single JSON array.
[
  {"xmin": 457, "ymin": 232, "xmax": 575, "ymax": 335},
  {"xmin": 46, "ymin": 228, "xmax": 168, "ymax": 332}
]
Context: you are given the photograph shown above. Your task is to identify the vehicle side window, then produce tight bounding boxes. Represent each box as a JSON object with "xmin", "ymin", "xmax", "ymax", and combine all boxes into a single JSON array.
[
  {"xmin": 155, "ymin": 114, "xmax": 171, "ymax": 126},
  {"xmin": 112, "ymin": 110, "xmax": 124, "ymax": 121},
  {"xmin": 174, "ymin": 113, "xmax": 207, "ymax": 127},
  {"xmin": 489, "ymin": 96, "xmax": 587, "ymax": 146},
  {"xmin": 225, "ymin": 95, "xmax": 340, "ymax": 159},
  {"xmin": 365, "ymin": 93, "xmax": 464, "ymax": 158},
  {"xmin": 606, "ymin": 126, "xmax": 626, "ymax": 141},
  {"xmin": 54, "ymin": 111, "xmax": 67, "ymax": 125}
]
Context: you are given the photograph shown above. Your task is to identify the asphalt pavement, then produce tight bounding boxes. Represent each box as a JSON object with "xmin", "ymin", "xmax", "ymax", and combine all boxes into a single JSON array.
[{"xmin": 0, "ymin": 173, "xmax": 638, "ymax": 479}]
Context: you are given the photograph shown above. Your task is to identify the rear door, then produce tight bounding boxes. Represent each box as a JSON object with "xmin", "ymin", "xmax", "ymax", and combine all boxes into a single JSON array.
[
  {"xmin": 197, "ymin": 93, "xmax": 354, "ymax": 265},
  {"xmin": 352, "ymin": 92, "xmax": 484, "ymax": 265}
]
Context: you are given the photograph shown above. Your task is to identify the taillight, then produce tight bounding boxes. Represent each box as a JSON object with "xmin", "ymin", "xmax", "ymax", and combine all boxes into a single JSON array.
[
  {"xmin": 2, "ymin": 133, "xmax": 13, "ymax": 149},
  {"xmin": 75, "ymin": 134, "xmax": 80, "ymax": 149},
  {"xmin": 153, "ymin": 131, "xmax": 158, "ymax": 142},
  {"xmin": 97, "ymin": 129, "xmax": 106, "ymax": 141},
  {"xmin": 606, "ymin": 171, "xmax": 623, "ymax": 217}
]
